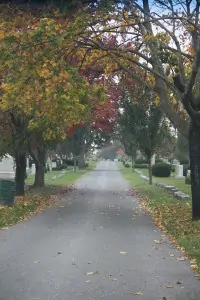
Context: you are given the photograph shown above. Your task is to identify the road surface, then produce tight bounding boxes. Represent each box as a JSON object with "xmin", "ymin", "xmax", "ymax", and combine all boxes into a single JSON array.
[{"xmin": 0, "ymin": 161, "xmax": 199, "ymax": 300}]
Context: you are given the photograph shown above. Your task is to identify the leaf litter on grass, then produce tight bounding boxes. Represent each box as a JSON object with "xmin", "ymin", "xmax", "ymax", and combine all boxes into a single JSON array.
[
  {"xmin": 138, "ymin": 193, "xmax": 200, "ymax": 273},
  {"xmin": 0, "ymin": 186, "xmax": 71, "ymax": 230}
]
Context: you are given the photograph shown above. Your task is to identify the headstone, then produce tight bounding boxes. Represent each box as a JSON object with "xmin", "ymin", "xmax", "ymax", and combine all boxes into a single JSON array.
[
  {"xmin": 187, "ymin": 169, "xmax": 191, "ymax": 177},
  {"xmin": 173, "ymin": 159, "xmax": 179, "ymax": 165},
  {"xmin": 52, "ymin": 162, "xmax": 57, "ymax": 169},
  {"xmin": 46, "ymin": 157, "xmax": 52, "ymax": 172},
  {"xmin": 26, "ymin": 167, "xmax": 31, "ymax": 177},
  {"xmin": 26, "ymin": 157, "xmax": 31, "ymax": 177},
  {"xmin": 31, "ymin": 164, "xmax": 36, "ymax": 176},
  {"xmin": 175, "ymin": 164, "xmax": 184, "ymax": 178},
  {"xmin": 0, "ymin": 155, "xmax": 15, "ymax": 179},
  {"xmin": 151, "ymin": 154, "xmax": 156, "ymax": 166}
]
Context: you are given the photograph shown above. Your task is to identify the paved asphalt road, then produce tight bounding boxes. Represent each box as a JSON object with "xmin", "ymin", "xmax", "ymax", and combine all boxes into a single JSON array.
[{"xmin": 0, "ymin": 161, "xmax": 199, "ymax": 300}]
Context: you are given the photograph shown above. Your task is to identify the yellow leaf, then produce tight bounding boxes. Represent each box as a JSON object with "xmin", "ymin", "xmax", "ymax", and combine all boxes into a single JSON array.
[
  {"xmin": 134, "ymin": 292, "xmax": 144, "ymax": 296},
  {"xmin": 176, "ymin": 257, "xmax": 185, "ymax": 261},
  {"xmin": 191, "ymin": 264, "xmax": 198, "ymax": 271},
  {"xmin": 153, "ymin": 240, "xmax": 161, "ymax": 244},
  {"xmin": 86, "ymin": 271, "xmax": 99, "ymax": 275}
]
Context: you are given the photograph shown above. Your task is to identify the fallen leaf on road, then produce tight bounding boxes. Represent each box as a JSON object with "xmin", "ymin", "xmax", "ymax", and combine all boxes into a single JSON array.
[
  {"xmin": 167, "ymin": 284, "xmax": 174, "ymax": 288},
  {"xmin": 191, "ymin": 259, "xmax": 196, "ymax": 264},
  {"xmin": 120, "ymin": 251, "xmax": 128, "ymax": 254},
  {"xmin": 176, "ymin": 257, "xmax": 185, "ymax": 261},
  {"xmin": 162, "ymin": 297, "xmax": 167, "ymax": 300},
  {"xmin": 176, "ymin": 281, "xmax": 181, "ymax": 284},
  {"xmin": 86, "ymin": 271, "xmax": 99, "ymax": 275},
  {"xmin": 153, "ymin": 240, "xmax": 161, "ymax": 244},
  {"xmin": 134, "ymin": 292, "xmax": 144, "ymax": 296},
  {"xmin": 191, "ymin": 264, "xmax": 198, "ymax": 271},
  {"xmin": 57, "ymin": 252, "xmax": 62, "ymax": 255}
]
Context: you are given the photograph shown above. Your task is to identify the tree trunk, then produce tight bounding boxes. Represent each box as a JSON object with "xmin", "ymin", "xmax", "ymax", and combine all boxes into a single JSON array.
[
  {"xmin": 131, "ymin": 155, "xmax": 134, "ymax": 172},
  {"xmin": 148, "ymin": 157, "xmax": 153, "ymax": 185},
  {"xmin": 34, "ymin": 163, "xmax": 45, "ymax": 187},
  {"xmin": 15, "ymin": 152, "xmax": 26, "ymax": 196},
  {"xmin": 31, "ymin": 147, "xmax": 46, "ymax": 188},
  {"xmin": 78, "ymin": 148, "xmax": 85, "ymax": 169},
  {"xmin": 73, "ymin": 155, "xmax": 77, "ymax": 172},
  {"xmin": 189, "ymin": 121, "xmax": 200, "ymax": 220}
]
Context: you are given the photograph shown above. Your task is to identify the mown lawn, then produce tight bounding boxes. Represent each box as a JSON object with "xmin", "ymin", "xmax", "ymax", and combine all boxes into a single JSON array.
[
  {"xmin": 26, "ymin": 162, "xmax": 97, "ymax": 187},
  {"xmin": 139, "ymin": 168, "xmax": 191, "ymax": 195},
  {"xmin": 120, "ymin": 165, "xmax": 200, "ymax": 272},
  {"xmin": 0, "ymin": 162, "xmax": 97, "ymax": 230}
]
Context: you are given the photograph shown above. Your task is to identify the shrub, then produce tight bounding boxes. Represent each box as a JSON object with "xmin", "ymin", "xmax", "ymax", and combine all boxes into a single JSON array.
[
  {"xmin": 152, "ymin": 163, "xmax": 171, "ymax": 177},
  {"xmin": 134, "ymin": 163, "xmax": 148, "ymax": 169},
  {"xmin": 185, "ymin": 176, "xmax": 191, "ymax": 185},
  {"xmin": 170, "ymin": 165, "xmax": 176, "ymax": 172},
  {"xmin": 183, "ymin": 164, "xmax": 189, "ymax": 177},
  {"xmin": 180, "ymin": 158, "xmax": 189, "ymax": 165},
  {"xmin": 85, "ymin": 162, "xmax": 89, "ymax": 168},
  {"xmin": 155, "ymin": 158, "xmax": 163, "ymax": 163},
  {"xmin": 65, "ymin": 159, "xmax": 74, "ymax": 166},
  {"xmin": 135, "ymin": 158, "xmax": 148, "ymax": 164},
  {"xmin": 52, "ymin": 164, "xmax": 67, "ymax": 171},
  {"xmin": 124, "ymin": 163, "xmax": 130, "ymax": 168}
]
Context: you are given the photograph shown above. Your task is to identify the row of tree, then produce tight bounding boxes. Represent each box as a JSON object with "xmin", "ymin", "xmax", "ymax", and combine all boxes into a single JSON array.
[{"xmin": 0, "ymin": 0, "xmax": 199, "ymax": 219}]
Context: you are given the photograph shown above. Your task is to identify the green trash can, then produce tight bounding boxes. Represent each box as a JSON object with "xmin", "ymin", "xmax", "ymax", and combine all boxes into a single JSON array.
[{"xmin": 0, "ymin": 179, "xmax": 15, "ymax": 206}]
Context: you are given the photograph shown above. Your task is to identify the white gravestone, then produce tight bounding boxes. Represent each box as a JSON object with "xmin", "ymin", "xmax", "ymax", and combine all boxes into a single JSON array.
[
  {"xmin": 31, "ymin": 164, "xmax": 36, "ymax": 176},
  {"xmin": 26, "ymin": 157, "xmax": 31, "ymax": 177},
  {"xmin": 46, "ymin": 157, "xmax": 52, "ymax": 171},
  {"xmin": 187, "ymin": 169, "xmax": 191, "ymax": 177},
  {"xmin": 175, "ymin": 164, "xmax": 184, "ymax": 178},
  {"xmin": 52, "ymin": 162, "xmax": 57, "ymax": 169},
  {"xmin": 173, "ymin": 159, "xmax": 179, "ymax": 165},
  {"xmin": 151, "ymin": 154, "xmax": 156, "ymax": 166},
  {"xmin": 0, "ymin": 155, "xmax": 15, "ymax": 179}
]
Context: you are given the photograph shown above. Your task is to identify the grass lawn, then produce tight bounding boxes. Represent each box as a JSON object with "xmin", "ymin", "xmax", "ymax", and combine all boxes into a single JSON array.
[
  {"xmin": 120, "ymin": 165, "xmax": 200, "ymax": 272},
  {"xmin": 0, "ymin": 161, "xmax": 97, "ymax": 230},
  {"xmin": 26, "ymin": 164, "xmax": 96, "ymax": 187},
  {"xmin": 139, "ymin": 168, "xmax": 191, "ymax": 195}
]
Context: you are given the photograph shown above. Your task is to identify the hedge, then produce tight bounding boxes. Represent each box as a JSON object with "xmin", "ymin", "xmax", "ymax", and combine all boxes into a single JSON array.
[
  {"xmin": 52, "ymin": 164, "xmax": 68, "ymax": 171},
  {"xmin": 152, "ymin": 163, "xmax": 171, "ymax": 177},
  {"xmin": 183, "ymin": 164, "xmax": 189, "ymax": 177},
  {"xmin": 124, "ymin": 163, "xmax": 130, "ymax": 168},
  {"xmin": 135, "ymin": 158, "xmax": 148, "ymax": 164},
  {"xmin": 134, "ymin": 164, "xmax": 148, "ymax": 169}
]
